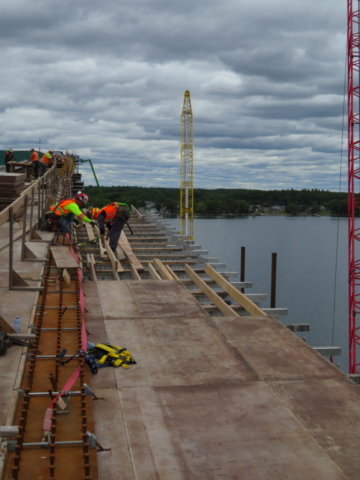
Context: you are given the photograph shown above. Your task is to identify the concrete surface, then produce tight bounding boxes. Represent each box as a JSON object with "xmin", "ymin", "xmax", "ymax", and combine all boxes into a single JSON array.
[{"xmin": 84, "ymin": 280, "xmax": 358, "ymax": 480}]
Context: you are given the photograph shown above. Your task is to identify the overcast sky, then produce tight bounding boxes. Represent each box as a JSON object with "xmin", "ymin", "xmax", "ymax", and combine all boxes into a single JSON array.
[{"xmin": 0, "ymin": 0, "xmax": 347, "ymax": 191}]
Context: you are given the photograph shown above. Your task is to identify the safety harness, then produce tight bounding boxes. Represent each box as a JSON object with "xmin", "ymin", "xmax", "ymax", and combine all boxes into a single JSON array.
[{"xmin": 59, "ymin": 343, "xmax": 136, "ymax": 374}]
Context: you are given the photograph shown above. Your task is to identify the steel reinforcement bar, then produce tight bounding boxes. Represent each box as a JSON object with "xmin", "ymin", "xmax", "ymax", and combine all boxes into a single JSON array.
[{"xmin": 4, "ymin": 237, "xmax": 98, "ymax": 480}]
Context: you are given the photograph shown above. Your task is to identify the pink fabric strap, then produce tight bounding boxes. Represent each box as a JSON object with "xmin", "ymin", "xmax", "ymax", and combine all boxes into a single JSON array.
[{"xmin": 43, "ymin": 249, "xmax": 88, "ymax": 429}]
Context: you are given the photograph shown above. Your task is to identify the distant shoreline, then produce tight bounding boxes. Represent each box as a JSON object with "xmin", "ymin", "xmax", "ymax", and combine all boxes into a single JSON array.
[{"xmin": 163, "ymin": 212, "xmax": 347, "ymax": 219}]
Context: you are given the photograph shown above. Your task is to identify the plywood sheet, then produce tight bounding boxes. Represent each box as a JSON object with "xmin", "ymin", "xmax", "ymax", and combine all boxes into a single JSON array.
[
  {"xmin": 270, "ymin": 378, "xmax": 360, "ymax": 479},
  {"xmin": 50, "ymin": 246, "xmax": 79, "ymax": 269},
  {"xmin": 120, "ymin": 383, "xmax": 347, "ymax": 480},
  {"xmin": 213, "ymin": 316, "xmax": 344, "ymax": 381},
  {"xmin": 92, "ymin": 388, "xmax": 134, "ymax": 480},
  {"xmin": 97, "ymin": 280, "xmax": 206, "ymax": 319},
  {"xmin": 105, "ymin": 316, "xmax": 259, "ymax": 388}
]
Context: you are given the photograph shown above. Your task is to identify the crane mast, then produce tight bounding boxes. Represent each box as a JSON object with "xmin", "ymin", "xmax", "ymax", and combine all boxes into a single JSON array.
[
  {"xmin": 347, "ymin": 0, "xmax": 360, "ymax": 373},
  {"xmin": 180, "ymin": 90, "xmax": 194, "ymax": 240}
]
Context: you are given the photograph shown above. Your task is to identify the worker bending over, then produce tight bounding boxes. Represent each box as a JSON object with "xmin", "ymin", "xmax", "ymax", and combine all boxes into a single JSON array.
[
  {"xmin": 40, "ymin": 149, "xmax": 54, "ymax": 177},
  {"xmin": 48, "ymin": 193, "xmax": 96, "ymax": 233},
  {"xmin": 88, "ymin": 202, "xmax": 130, "ymax": 253}
]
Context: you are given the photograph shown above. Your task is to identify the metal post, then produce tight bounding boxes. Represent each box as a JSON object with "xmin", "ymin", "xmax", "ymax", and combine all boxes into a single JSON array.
[
  {"xmin": 41, "ymin": 176, "xmax": 45, "ymax": 215},
  {"xmin": 9, "ymin": 207, "xmax": 14, "ymax": 290},
  {"xmin": 37, "ymin": 180, "xmax": 41, "ymax": 226},
  {"xmin": 21, "ymin": 195, "xmax": 28, "ymax": 260},
  {"xmin": 45, "ymin": 174, "xmax": 49, "ymax": 208},
  {"xmin": 29, "ymin": 187, "xmax": 35, "ymax": 241},
  {"xmin": 240, "ymin": 246, "xmax": 246, "ymax": 293},
  {"xmin": 271, "ymin": 253, "xmax": 277, "ymax": 308}
]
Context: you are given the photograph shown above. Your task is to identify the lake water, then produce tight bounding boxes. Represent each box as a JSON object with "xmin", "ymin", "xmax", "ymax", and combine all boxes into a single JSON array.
[{"xmin": 166, "ymin": 216, "xmax": 349, "ymax": 372}]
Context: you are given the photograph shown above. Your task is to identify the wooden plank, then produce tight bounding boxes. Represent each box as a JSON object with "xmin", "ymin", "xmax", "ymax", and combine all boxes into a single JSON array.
[
  {"xmin": 119, "ymin": 231, "xmax": 145, "ymax": 272},
  {"xmin": 117, "ymin": 259, "xmax": 124, "ymax": 273},
  {"xmin": 148, "ymin": 263, "xmax": 162, "ymax": 280},
  {"xmin": 165, "ymin": 265, "xmax": 179, "ymax": 280},
  {"xmin": 62, "ymin": 269, "xmax": 71, "ymax": 285},
  {"xmin": 50, "ymin": 246, "xmax": 79, "ymax": 269},
  {"xmin": 93, "ymin": 225, "xmax": 107, "ymax": 258},
  {"xmin": 185, "ymin": 264, "xmax": 239, "ymax": 317},
  {"xmin": 86, "ymin": 254, "xmax": 97, "ymax": 282},
  {"xmin": 154, "ymin": 258, "xmax": 174, "ymax": 280},
  {"xmin": 130, "ymin": 264, "xmax": 142, "ymax": 280},
  {"xmin": 85, "ymin": 222, "xmax": 95, "ymax": 241},
  {"xmin": 205, "ymin": 264, "xmax": 266, "ymax": 316},
  {"xmin": 131, "ymin": 204, "xmax": 144, "ymax": 222},
  {"xmin": 116, "ymin": 245, "xmax": 126, "ymax": 261},
  {"xmin": 104, "ymin": 239, "xmax": 120, "ymax": 280}
]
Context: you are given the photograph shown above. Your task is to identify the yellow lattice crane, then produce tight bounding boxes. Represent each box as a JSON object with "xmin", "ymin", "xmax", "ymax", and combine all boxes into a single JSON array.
[{"xmin": 180, "ymin": 90, "xmax": 194, "ymax": 240}]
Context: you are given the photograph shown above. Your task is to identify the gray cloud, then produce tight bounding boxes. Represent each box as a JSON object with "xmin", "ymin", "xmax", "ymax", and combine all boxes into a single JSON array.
[{"xmin": 0, "ymin": 0, "xmax": 348, "ymax": 191}]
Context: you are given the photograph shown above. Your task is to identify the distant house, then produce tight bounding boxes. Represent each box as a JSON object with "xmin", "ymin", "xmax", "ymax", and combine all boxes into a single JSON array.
[
  {"xmin": 257, "ymin": 206, "xmax": 271, "ymax": 213},
  {"xmin": 145, "ymin": 201, "xmax": 155, "ymax": 208},
  {"xmin": 271, "ymin": 205, "xmax": 285, "ymax": 212}
]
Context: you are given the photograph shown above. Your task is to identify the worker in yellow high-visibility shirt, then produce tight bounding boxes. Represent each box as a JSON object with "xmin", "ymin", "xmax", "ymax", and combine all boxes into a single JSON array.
[
  {"xmin": 48, "ymin": 193, "xmax": 96, "ymax": 233},
  {"xmin": 40, "ymin": 149, "xmax": 53, "ymax": 177}
]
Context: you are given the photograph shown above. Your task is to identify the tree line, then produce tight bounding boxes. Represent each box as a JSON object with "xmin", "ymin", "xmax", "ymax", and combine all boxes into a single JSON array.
[{"xmin": 83, "ymin": 185, "xmax": 349, "ymax": 216}]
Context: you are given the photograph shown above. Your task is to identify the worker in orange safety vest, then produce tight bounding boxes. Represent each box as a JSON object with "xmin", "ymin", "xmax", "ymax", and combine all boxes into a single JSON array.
[
  {"xmin": 48, "ymin": 193, "xmax": 96, "ymax": 233},
  {"xmin": 30, "ymin": 148, "xmax": 40, "ymax": 178},
  {"xmin": 88, "ymin": 202, "xmax": 130, "ymax": 253}
]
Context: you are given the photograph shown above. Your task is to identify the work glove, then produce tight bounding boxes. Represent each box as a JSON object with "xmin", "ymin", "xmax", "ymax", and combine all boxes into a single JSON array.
[{"xmin": 90, "ymin": 221, "xmax": 97, "ymax": 226}]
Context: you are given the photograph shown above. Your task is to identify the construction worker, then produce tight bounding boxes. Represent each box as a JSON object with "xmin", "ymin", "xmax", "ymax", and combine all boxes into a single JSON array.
[
  {"xmin": 48, "ymin": 193, "xmax": 96, "ymax": 233},
  {"xmin": 40, "ymin": 149, "xmax": 54, "ymax": 177},
  {"xmin": 95, "ymin": 202, "xmax": 131, "ymax": 253},
  {"xmin": 4, "ymin": 148, "xmax": 15, "ymax": 173},
  {"xmin": 84, "ymin": 207, "xmax": 101, "ymax": 220},
  {"xmin": 29, "ymin": 148, "xmax": 40, "ymax": 178}
]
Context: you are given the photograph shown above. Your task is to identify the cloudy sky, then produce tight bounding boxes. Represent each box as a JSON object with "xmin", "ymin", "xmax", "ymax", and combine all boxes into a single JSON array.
[{"xmin": 0, "ymin": 0, "xmax": 347, "ymax": 190}]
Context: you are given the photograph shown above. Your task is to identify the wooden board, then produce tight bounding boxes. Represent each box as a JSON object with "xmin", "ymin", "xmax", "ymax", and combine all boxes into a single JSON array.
[
  {"xmin": 185, "ymin": 264, "xmax": 239, "ymax": 317},
  {"xmin": 85, "ymin": 222, "xmax": 95, "ymax": 241},
  {"xmin": 165, "ymin": 265, "xmax": 179, "ymax": 280},
  {"xmin": 86, "ymin": 254, "xmax": 97, "ymax": 282},
  {"xmin": 116, "ymin": 245, "xmax": 126, "ymax": 261},
  {"xmin": 119, "ymin": 232, "xmax": 145, "ymax": 272},
  {"xmin": 205, "ymin": 264, "xmax": 266, "ymax": 316},
  {"xmin": 148, "ymin": 263, "xmax": 161, "ymax": 280},
  {"xmin": 154, "ymin": 258, "xmax": 174, "ymax": 280},
  {"xmin": 50, "ymin": 246, "xmax": 79, "ymax": 269},
  {"xmin": 104, "ymin": 239, "xmax": 121, "ymax": 279},
  {"xmin": 131, "ymin": 204, "xmax": 144, "ymax": 222},
  {"xmin": 62, "ymin": 268, "xmax": 71, "ymax": 285}
]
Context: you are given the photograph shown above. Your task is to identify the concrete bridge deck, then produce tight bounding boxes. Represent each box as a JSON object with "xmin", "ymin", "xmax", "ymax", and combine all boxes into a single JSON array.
[
  {"xmin": 0, "ymin": 177, "xmax": 359, "ymax": 478},
  {"xmin": 85, "ymin": 278, "xmax": 359, "ymax": 480}
]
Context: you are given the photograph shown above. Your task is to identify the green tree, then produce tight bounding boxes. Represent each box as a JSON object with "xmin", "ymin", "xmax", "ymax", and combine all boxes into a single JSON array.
[
  {"xmin": 234, "ymin": 200, "xmax": 250, "ymax": 215},
  {"xmin": 164, "ymin": 199, "xmax": 177, "ymax": 213},
  {"xmin": 328, "ymin": 199, "xmax": 347, "ymax": 216},
  {"xmin": 310, "ymin": 203, "xmax": 320, "ymax": 215},
  {"xmin": 195, "ymin": 202, "xmax": 207, "ymax": 214},
  {"xmin": 285, "ymin": 203, "xmax": 300, "ymax": 215}
]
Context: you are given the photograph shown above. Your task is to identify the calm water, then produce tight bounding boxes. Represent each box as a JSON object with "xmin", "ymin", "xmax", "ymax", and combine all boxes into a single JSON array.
[{"xmin": 166, "ymin": 216, "xmax": 349, "ymax": 372}]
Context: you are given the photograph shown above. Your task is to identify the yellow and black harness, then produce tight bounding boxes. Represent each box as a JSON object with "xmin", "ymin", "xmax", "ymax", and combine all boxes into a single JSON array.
[{"xmin": 59, "ymin": 343, "xmax": 136, "ymax": 374}]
